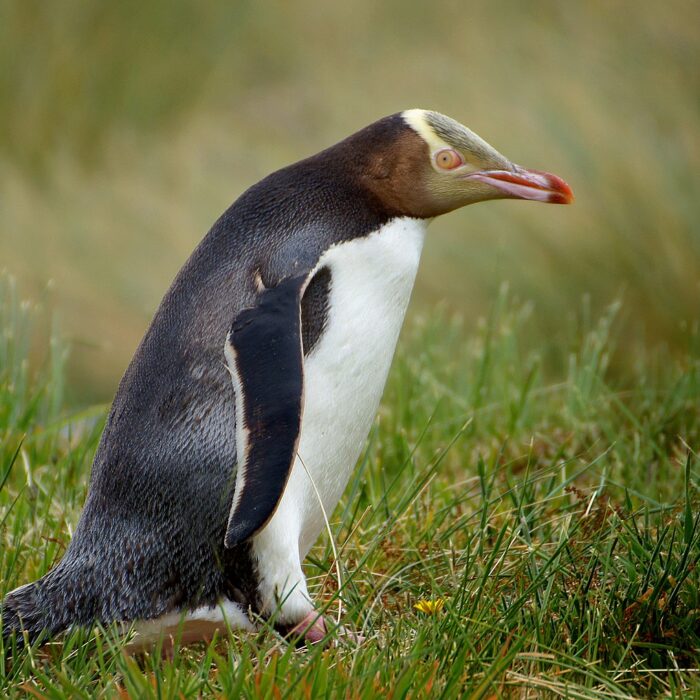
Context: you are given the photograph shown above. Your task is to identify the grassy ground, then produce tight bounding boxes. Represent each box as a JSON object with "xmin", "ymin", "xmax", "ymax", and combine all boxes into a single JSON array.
[
  {"xmin": 1, "ymin": 276, "xmax": 698, "ymax": 698},
  {"xmin": 1, "ymin": 3, "xmax": 698, "ymax": 694}
]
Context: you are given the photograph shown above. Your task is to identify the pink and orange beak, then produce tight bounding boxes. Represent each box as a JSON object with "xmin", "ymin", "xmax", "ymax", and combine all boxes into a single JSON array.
[{"xmin": 466, "ymin": 167, "xmax": 574, "ymax": 204}]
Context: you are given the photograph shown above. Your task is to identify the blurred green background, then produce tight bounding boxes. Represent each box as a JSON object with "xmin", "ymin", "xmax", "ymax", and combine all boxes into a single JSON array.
[{"xmin": 1, "ymin": 0, "xmax": 698, "ymax": 403}]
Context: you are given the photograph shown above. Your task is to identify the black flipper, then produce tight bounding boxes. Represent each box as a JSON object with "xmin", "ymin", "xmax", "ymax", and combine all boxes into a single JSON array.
[{"xmin": 224, "ymin": 274, "xmax": 307, "ymax": 548}]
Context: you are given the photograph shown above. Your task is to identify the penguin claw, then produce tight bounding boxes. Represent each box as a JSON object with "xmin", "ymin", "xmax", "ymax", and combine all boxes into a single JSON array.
[{"xmin": 336, "ymin": 625, "xmax": 365, "ymax": 645}]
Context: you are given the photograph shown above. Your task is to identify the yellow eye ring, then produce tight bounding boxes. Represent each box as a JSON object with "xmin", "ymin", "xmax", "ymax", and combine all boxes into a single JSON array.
[{"xmin": 435, "ymin": 149, "xmax": 464, "ymax": 170}]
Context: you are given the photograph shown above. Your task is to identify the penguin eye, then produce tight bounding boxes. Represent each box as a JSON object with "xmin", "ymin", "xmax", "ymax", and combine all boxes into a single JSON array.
[{"xmin": 435, "ymin": 149, "xmax": 464, "ymax": 170}]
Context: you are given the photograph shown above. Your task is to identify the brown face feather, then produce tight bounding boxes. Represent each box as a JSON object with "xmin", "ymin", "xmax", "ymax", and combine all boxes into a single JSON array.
[{"xmin": 359, "ymin": 128, "xmax": 440, "ymax": 219}]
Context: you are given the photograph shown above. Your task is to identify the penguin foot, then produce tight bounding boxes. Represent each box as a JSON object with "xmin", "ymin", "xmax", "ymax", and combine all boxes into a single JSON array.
[
  {"xmin": 284, "ymin": 614, "xmax": 365, "ymax": 647},
  {"xmin": 287, "ymin": 610, "xmax": 327, "ymax": 645}
]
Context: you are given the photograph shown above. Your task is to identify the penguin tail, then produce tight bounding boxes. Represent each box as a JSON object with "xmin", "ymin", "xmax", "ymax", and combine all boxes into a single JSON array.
[{"xmin": 2, "ymin": 579, "xmax": 57, "ymax": 649}]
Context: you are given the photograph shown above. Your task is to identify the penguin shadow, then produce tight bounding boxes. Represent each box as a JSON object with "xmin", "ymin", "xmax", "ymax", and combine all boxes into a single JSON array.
[
  {"xmin": 122, "ymin": 625, "xmax": 356, "ymax": 664},
  {"xmin": 122, "ymin": 610, "xmax": 362, "ymax": 662}
]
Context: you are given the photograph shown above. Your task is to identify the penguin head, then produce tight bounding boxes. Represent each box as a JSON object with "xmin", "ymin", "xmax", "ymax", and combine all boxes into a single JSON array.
[{"xmin": 349, "ymin": 109, "xmax": 573, "ymax": 219}]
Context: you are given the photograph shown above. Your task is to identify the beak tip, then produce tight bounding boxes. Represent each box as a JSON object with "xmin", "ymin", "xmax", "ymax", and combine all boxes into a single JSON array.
[
  {"xmin": 546, "ymin": 173, "xmax": 575, "ymax": 205},
  {"xmin": 548, "ymin": 189, "xmax": 575, "ymax": 205}
]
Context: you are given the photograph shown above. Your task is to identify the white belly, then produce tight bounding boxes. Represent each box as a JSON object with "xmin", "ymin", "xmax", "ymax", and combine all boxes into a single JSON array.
[
  {"xmin": 250, "ymin": 216, "xmax": 426, "ymax": 621},
  {"xmin": 294, "ymin": 217, "xmax": 426, "ymax": 555}
]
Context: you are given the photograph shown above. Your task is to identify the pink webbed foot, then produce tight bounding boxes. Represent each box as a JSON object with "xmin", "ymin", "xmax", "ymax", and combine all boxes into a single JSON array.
[
  {"xmin": 289, "ymin": 611, "xmax": 327, "ymax": 645},
  {"xmin": 287, "ymin": 612, "xmax": 365, "ymax": 647}
]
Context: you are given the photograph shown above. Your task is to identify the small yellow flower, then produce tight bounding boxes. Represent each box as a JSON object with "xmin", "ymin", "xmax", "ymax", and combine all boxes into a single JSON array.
[{"xmin": 413, "ymin": 598, "xmax": 445, "ymax": 615}]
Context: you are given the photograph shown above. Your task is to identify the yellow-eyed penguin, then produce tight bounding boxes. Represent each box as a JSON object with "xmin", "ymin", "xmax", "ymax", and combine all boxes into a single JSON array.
[{"xmin": 2, "ymin": 109, "xmax": 573, "ymax": 648}]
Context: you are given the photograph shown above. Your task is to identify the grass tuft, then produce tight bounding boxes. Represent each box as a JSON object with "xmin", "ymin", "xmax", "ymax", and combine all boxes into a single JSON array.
[{"xmin": 1, "ymin": 279, "xmax": 699, "ymax": 697}]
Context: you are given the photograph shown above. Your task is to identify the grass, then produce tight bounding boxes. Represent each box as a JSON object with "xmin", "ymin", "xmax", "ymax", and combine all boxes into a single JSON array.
[
  {"xmin": 1, "ymin": 1, "xmax": 698, "ymax": 694},
  {"xmin": 1, "ymin": 276, "xmax": 699, "ymax": 698}
]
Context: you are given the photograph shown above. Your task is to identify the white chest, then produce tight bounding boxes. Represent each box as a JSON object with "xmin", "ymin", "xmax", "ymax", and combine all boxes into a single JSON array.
[{"xmin": 293, "ymin": 217, "xmax": 426, "ymax": 554}]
